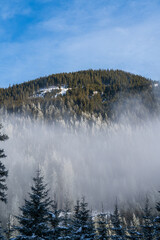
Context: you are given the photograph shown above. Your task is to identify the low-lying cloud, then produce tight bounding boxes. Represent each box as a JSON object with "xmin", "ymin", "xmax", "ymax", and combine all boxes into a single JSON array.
[{"xmin": 0, "ymin": 112, "xmax": 160, "ymax": 218}]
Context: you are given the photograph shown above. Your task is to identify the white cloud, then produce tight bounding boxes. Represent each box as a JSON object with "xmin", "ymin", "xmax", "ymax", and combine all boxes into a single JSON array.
[{"xmin": 0, "ymin": 0, "xmax": 160, "ymax": 87}]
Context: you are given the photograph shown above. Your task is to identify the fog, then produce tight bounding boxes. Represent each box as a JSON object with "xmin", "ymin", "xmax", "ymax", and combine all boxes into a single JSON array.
[{"xmin": 1, "ymin": 112, "xmax": 160, "ymax": 216}]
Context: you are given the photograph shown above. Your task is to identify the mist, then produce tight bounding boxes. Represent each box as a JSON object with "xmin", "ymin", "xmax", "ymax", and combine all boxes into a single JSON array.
[{"xmin": 1, "ymin": 111, "xmax": 160, "ymax": 217}]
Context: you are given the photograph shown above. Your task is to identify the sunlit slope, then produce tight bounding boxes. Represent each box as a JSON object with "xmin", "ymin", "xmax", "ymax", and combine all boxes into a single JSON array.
[{"xmin": 0, "ymin": 69, "xmax": 159, "ymax": 121}]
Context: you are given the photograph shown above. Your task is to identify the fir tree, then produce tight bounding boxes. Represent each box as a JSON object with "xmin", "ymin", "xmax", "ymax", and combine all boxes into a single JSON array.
[
  {"xmin": 0, "ymin": 124, "xmax": 8, "ymax": 203},
  {"xmin": 0, "ymin": 223, "xmax": 5, "ymax": 240},
  {"xmin": 155, "ymin": 191, "xmax": 160, "ymax": 240},
  {"xmin": 59, "ymin": 199, "xmax": 72, "ymax": 239},
  {"xmin": 111, "ymin": 202, "xmax": 125, "ymax": 240},
  {"xmin": 97, "ymin": 205, "xmax": 109, "ymax": 239},
  {"xmin": 87, "ymin": 209, "xmax": 96, "ymax": 240},
  {"xmin": 72, "ymin": 197, "xmax": 95, "ymax": 239},
  {"xmin": 141, "ymin": 197, "xmax": 154, "ymax": 240},
  {"xmin": 49, "ymin": 198, "xmax": 61, "ymax": 239},
  {"xmin": 0, "ymin": 124, "xmax": 8, "ymax": 240},
  {"xmin": 127, "ymin": 214, "xmax": 142, "ymax": 240},
  {"xmin": 14, "ymin": 170, "xmax": 52, "ymax": 239},
  {"xmin": 5, "ymin": 214, "xmax": 15, "ymax": 239},
  {"xmin": 72, "ymin": 200, "xmax": 81, "ymax": 239}
]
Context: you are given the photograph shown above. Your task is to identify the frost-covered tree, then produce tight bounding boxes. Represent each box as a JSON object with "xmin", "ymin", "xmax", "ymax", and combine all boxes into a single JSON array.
[
  {"xmin": 0, "ymin": 224, "xmax": 5, "ymax": 240},
  {"xmin": 111, "ymin": 202, "xmax": 125, "ymax": 240},
  {"xmin": 49, "ymin": 198, "xmax": 61, "ymax": 239},
  {"xmin": 59, "ymin": 199, "xmax": 72, "ymax": 239},
  {"xmin": 72, "ymin": 199, "xmax": 81, "ymax": 239},
  {"xmin": 14, "ymin": 170, "xmax": 52, "ymax": 239},
  {"xmin": 0, "ymin": 124, "xmax": 8, "ymax": 203},
  {"xmin": 72, "ymin": 197, "xmax": 95, "ymax": 239},
  {"xmin": 97, "ymin": 205, "xmax": 109, "ymax": 239},
  {"xmin": 0, "ymin": 124, "xmax": 8, "ymax": 240},
  {"xmin": 127, "ymin": 214, "xmax": 142, "ymax": 240},
  {"xmin": 86, "ymin": 210, "xmax": 96, "ymax": 240},
  {"xmin": 155, "ymin": 191, "xmax": 160, "ymax": 239},
  {"xmin": 5, "ymin": 214, "xmax": 15, "ymax": 240},
  {"xmin": 141, "ymin": 197, "xmax": 154, "ymax": 240}
]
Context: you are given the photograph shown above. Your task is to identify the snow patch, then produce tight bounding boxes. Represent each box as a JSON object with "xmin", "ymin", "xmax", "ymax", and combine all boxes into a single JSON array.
[{"xmin": 33, "ymin": 85, "xmax": 70, "ymax": 98}]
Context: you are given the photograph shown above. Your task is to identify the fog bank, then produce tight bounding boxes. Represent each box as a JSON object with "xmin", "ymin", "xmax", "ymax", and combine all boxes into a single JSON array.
[{"xmin": 1, "ymin": 115, "xmax": 160, "ymax": 215}]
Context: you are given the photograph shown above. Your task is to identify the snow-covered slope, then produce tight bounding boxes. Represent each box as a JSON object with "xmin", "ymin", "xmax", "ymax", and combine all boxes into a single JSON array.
[{"xmin": 33, "ymin": 85, "xmax": 70, "ymax": 98}]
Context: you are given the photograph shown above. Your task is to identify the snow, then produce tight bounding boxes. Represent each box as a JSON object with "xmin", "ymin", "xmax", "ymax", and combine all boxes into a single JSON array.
[
  {"xmin": 55, "ymin": 87, "xmax": 70, "ymax": 97},
  {"xmin": 33, "ymin": 85, "xmax": 70, "ymax": 98},
  {"xmin": 154, "ymin": 83, "xmax": 159, "ymax": 87}
]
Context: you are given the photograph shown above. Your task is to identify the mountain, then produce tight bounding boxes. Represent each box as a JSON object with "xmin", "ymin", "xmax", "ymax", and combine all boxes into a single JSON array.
[{"xmin": 0, "ymin": 69, "xmax": 160, "ymax": 123}]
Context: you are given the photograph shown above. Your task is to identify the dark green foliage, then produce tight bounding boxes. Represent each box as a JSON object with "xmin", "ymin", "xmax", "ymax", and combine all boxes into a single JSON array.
[{"xmin": 14, "ymin": 170, "xmax": 52, "ymax": 239}]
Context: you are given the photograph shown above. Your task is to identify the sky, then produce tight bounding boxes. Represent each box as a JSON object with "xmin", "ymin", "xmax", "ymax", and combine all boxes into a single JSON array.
[{"xmin": 0, "ymin": 0, "xmax": 160, "ymax": 88}]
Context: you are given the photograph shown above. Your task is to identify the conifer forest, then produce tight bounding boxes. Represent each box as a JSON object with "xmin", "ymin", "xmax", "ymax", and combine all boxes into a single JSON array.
[{"xmin": 0, "ymin": 70, "xmax": 160, "ymax": 239}]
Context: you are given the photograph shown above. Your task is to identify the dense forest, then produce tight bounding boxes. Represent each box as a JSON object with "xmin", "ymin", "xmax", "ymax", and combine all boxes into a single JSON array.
[
  {"xmin": 1, "ymin": 70, "xmax": 160, "ymax": 238},
  {"xmin": 0, "ymin": 69, "xmax": 159, "ymax": 122},
  {"xmin": 1, "ymin": 169, "xmax": 160, "ymax": 239}
]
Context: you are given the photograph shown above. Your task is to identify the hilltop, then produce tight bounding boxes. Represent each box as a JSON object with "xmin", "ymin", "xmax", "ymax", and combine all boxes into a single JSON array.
[{"xmin": 0, "ymin": 69, "xmax": 159, "ymax": 123}]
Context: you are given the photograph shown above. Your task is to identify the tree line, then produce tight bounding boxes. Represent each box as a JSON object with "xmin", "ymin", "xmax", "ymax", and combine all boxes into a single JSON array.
[{"xmin": 1, "ymin": 169, "xmax": 160, "ymax": 239}]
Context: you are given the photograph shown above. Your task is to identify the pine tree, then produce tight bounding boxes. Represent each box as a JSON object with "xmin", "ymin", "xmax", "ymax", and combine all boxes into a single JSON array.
[
  {"xmin": 0, "ymin": 223, "xmax": 5, "ymax": 240},
  {"xmin": 14, "ymin": 170, "xmax": 52, "ymax": 239},
  {"xmin": 0, "ymin": 124, "xmax": 8, "ymax": 240},
  {"xmin": 87, "ymin": 209, "xmax": 96, "ymax": 240},
  {"xmin": 5, "ymin": 214, "xmax": 15, "ymax": 239},
  {"xmin": 141, "ymin": 197, "xmax": 154, "ymax": 240},
  {"xmin": 127, "ymin": 214, "xmax": 142, "ymax": 240},
  {"xmin": 59, "ymin": 199, "xmax": 72, "ymax": 239},
  {"xmin": 0, "ymin": 124, "xmax": 8, "ymax": 203},
  {"xmin": 49, "ymin": 198, "xmax": 61, "ymax": 239},
  {"xmin": 97, "ymin": 205, "xmax": 109, "ymax": 239},
  {"xmin": 111, "ymin": 202, "xmax": 125, "ymax": 240},
  {"xmin": 155, "ymin": 191, "xmax": 160, "ymax": 239},
  {"xmin": 72, "ymin": 197, "xmax": 95, "ymax": 239},
  {"xmin": 72, "ymin": 199, "xmax": 81, "ymax": 239}
]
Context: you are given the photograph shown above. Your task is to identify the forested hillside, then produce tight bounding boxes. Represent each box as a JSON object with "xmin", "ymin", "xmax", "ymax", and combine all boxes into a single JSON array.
[{"xmin": 0, "ymin": 69, "xmax": 159, "ymax": 122}]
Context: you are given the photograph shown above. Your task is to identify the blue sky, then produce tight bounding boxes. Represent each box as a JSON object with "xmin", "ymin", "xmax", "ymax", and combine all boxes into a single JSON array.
[{"xmin": 0, "ymin": 0, "xmax": 160, "ymax": 88}]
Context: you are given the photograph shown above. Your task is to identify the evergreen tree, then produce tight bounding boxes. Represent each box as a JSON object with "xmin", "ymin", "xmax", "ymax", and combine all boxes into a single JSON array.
[
  {"xmin": 59, "ymin": 199, "xmax": 72, "ymax": 239},
  {"xmin": 14, "ymin": 170, "xmax": 52, "ymax": 239},
  {"xmin": 72, "ymin": 197, "xmax": 95, "ymax": 239},
  {"xmin": 0, "ymin": 124, "xmax": 8, "ymax": 203},
  {"xmin": 87, "ymin": 210, "xmax": 96, "ymax": 240},
  {"xmin": 5, "ymin": 214, "xmax": 15, "ymax": 239},
  {"xmin": 72, "ymin": 200, "xmax": 81, "ymax": 239},
  {"xmin": 111, "ymin": 202, "xmax": 125, "ymax": 240},
  {"xmin": 141, "ymin": 197, "xmax": 154, "ymax": 240},
  {"xmin": 155, "ymin": 191, "xmax": 160, "ymax": 239},
  {"xmin": 127, "ymin": 214, "xmax": 142, "ymax": 240},
  {"xmin": 0, "ymin": 223, "xmax": 5, "ymax": 240},
  {"xmin": 49, "ymin": 198, "xmax": 61, "ymax": 239},
  {"xmin": 0, "ymin": 124, "xmax": 8, "ymax": 240},
  {"xmin": 97, "ymin": 205, "xmax": 109, "ymax": 239}
]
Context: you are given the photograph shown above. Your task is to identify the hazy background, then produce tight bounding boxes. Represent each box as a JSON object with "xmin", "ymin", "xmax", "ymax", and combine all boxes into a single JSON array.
[{"xmin": 0, "ymin": 112, "xmax": 160, "ymax": 217}]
